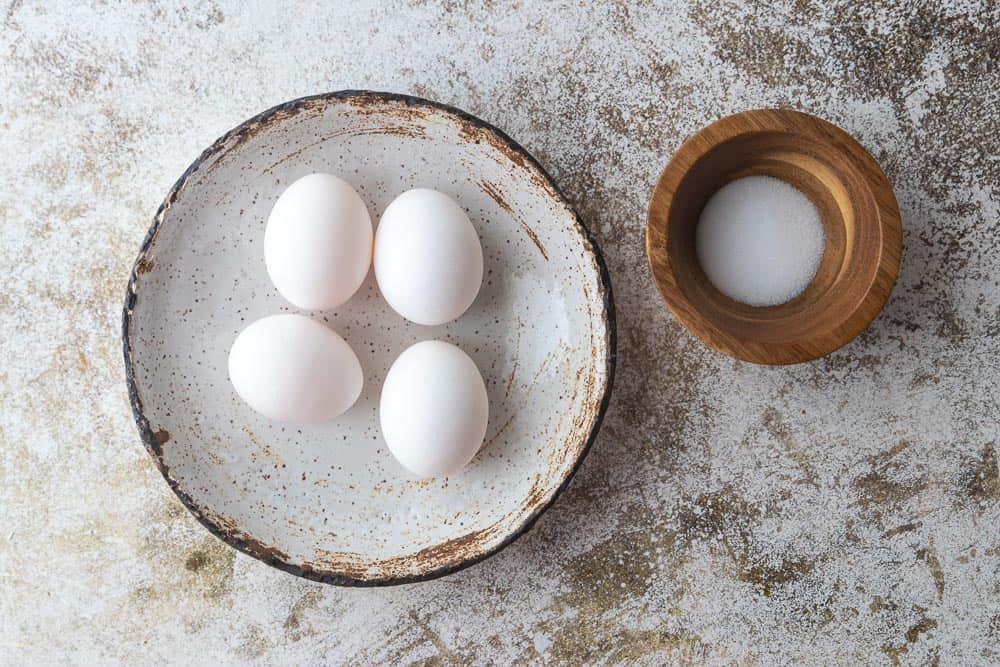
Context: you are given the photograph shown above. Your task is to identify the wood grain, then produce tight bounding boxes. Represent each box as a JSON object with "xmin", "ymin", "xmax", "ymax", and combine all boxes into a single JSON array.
[{"xmin": 645, "ymin": 109, "xmax": 902, "ymax": 365}]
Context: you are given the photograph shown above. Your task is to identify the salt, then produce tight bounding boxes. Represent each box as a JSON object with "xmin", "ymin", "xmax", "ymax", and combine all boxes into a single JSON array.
[{"xmin": 696, "ymin": 175, "xmax": 825, "ymax": 307}]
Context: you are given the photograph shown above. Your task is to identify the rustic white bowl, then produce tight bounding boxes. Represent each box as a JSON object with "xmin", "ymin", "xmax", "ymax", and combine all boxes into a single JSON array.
[{"xmin": 123, "ymin": 92, "xmax": 615, "ymax": 585}]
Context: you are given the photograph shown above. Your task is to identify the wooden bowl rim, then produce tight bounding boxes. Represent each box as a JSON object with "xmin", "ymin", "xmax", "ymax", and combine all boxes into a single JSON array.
[{"xmin": 645, "ymin": 108, "xmax": 902, "ymax": 365}]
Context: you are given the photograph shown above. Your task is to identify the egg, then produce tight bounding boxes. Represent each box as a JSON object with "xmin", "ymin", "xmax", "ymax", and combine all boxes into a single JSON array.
[
  {"xmin": 265, "ymin": 173, "xmax": 372, "ymax": 310},
  {"xmin": 379, "ymin": 340, "xmax": 489, "ymax": 477},
  {"xmin": 374, "ymin": 188, "xmax": 483, "ymax": 325},
  {"xmin": 228, "ymin": 314, "xmax": 363, "ymax": 422}
]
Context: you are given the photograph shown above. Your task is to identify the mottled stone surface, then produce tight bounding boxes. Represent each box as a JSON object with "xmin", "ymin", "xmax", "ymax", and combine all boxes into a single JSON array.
[{"xmin": 2, "ymin": 1, "xmax": 998, "ymax": 664}]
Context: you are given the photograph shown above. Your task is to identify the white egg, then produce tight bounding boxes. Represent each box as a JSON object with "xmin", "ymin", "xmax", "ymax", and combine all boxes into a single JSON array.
[
  {"xmin": 229, "ymin": 314, "xmax": 363, "ymax": 422},
  {"xmin": 265, "ymin": 173, "xmax": 372, "ymax": 310},
  {"xmin": 374, "ymin": 188, "xmax": 483, "ymax": 325},
  {"xmin": 379, "ymin": 340, "xmax": 489, "ymax": 477}
]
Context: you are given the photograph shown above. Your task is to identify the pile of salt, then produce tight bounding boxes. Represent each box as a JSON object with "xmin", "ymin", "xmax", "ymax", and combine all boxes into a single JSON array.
[{"xmin": 696, "ymin": 175, "xmax": 825, "ymax": 307}]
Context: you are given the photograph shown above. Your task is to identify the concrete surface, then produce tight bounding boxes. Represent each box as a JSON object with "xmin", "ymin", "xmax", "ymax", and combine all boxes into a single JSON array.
[{"xmin": 1, "ymin": 1, "xmax": 997, "ymax": 664}]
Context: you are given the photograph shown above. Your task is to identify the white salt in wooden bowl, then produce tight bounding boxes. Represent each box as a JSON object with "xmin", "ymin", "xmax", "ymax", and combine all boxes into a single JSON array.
[{"xmin": 122, "ymin": 92, "xmax": 615, "ymax": 585}]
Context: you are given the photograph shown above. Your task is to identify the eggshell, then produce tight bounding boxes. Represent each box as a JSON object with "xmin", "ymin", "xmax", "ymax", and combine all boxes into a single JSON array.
[
  {"xmin": 228, "ymin": 314, "xmax": 363, "ymax": 422},
  {"xmin": 374, "ymin": 188, "xmax": 483, "ymax": 325},
  {"xmin": 379, "ymin": 340, "xmax": 489, "ymax": 477},
  {"xmin": 265, "ymin": 173, "xmax": 372, "ymax": 310}
]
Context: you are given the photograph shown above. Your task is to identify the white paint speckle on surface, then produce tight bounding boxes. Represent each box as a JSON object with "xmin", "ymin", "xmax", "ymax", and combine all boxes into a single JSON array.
[
  {"xmin": 2, "ymin": 1, "xmax": 998, "ymax": 665},
  {"xmin": 533, "ymin": 631, "xmax": 553, "ymax": 656}
]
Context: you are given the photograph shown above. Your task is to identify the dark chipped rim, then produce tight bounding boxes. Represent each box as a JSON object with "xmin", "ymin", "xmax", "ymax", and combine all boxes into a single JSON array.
[{"xmin": 121, "ymin": 90, "xmax": 617, "ymax": 586}]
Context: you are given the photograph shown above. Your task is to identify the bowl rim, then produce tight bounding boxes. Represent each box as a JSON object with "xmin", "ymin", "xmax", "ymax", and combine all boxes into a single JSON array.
[
  {"xmin": 645, "ymin": 108, "xmax": 902, "ymax": 365},
  {"xmin": 121, "ymin": 90, "xmax": 616, "ymax": 586}
]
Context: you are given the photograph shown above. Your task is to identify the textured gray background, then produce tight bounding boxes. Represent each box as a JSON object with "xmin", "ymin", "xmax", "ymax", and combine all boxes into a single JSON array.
[{"xmin": 2, "ymin": 1, "xmax": 998, "ymax": 665}]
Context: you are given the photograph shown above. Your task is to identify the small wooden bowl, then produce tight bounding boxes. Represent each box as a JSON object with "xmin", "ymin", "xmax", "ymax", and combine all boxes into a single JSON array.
[{"xmin": 646, "ymin": 109, "xmax": 902, "ymax": 365}]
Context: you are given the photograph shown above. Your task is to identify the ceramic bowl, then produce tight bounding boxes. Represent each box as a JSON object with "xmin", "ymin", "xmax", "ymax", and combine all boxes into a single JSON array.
[{"xmin": 122, "ymin": 91, "xmax": 615, "ymax": 585}]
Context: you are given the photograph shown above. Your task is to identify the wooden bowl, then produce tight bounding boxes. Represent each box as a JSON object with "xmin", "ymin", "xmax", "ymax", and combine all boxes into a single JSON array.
[{"xmin": 646, "ymin": 109, "xmax": 901, "ymax": 365}]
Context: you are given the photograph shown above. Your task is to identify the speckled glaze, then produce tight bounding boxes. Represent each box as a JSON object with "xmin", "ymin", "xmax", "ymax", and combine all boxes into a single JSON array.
[{"xmin": 122, "ymin": 91, "xmax": 615, "ymax": 585}]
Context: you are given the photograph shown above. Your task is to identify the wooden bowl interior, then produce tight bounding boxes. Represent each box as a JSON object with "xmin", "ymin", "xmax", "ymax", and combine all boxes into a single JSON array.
[{"xmin": 666, "ymin": 131, "xmax": 882, "ymax": 345}]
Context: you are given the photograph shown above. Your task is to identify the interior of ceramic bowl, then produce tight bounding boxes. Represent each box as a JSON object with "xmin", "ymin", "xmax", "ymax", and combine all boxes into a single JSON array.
[{"xmin": 123, "ymin": 92, "xmax": 613, "ymax": 584}]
